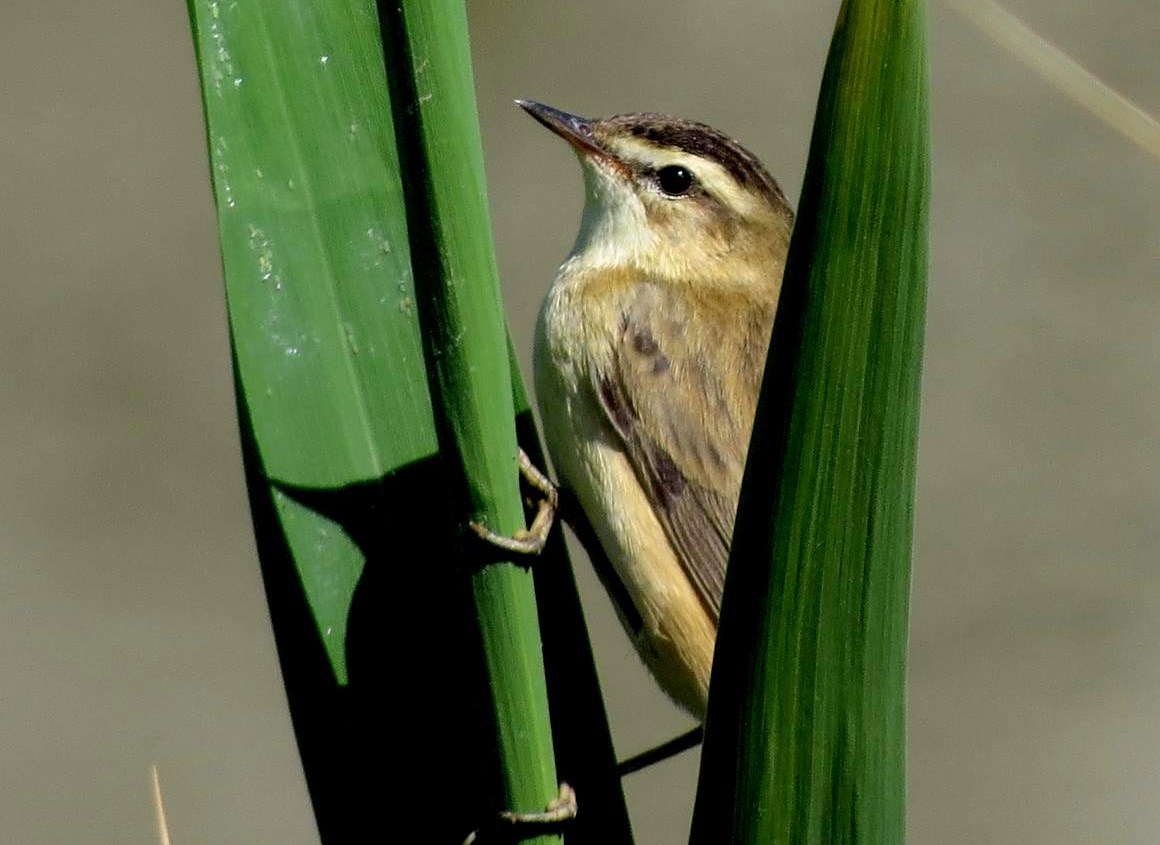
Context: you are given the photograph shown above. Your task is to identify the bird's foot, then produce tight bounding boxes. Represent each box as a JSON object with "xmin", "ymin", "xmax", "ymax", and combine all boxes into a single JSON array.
[
  {"xmin": 461, "ymin": 782, "xmax": 576, "ymax": 845},
  {"xmin": 468, "ymin": 448, "xmax": 558, "ymax": 556}
]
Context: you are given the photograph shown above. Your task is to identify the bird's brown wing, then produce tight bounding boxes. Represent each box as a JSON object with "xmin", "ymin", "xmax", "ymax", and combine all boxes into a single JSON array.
[{"xmin": 592, "ymin": 281, "xmax": 774, "ymax": 620}]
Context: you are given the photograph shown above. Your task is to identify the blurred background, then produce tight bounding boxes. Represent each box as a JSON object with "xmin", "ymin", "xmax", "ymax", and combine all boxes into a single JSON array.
[{"xmin": 1, "ymin": 0, "xmax": 1158, "ymax": 842}]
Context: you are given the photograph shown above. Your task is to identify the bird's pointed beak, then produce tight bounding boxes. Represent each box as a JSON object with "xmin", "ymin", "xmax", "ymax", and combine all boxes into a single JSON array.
[{"xmin": 516, "ymin": 99, "xmax": 607, "ymax": 160}]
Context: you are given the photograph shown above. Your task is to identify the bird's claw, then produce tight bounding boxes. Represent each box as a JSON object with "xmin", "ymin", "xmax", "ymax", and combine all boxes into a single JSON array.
[
  {"xmin": 461, "ymin": 782, "xmax": 576, "ymax": 845},
  {"xmin": 469, "ymin": 449, "xmax": 558, "ymax": 556}
]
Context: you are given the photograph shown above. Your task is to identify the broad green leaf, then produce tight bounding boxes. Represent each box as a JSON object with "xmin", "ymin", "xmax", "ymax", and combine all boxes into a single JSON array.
[
  {"xmin": 189, "ymin": 0, "xmax": 434, "ymax": 683},
  {"xmin": 690, "ymin": 0, "xmax": 930, "ymax": 843}
]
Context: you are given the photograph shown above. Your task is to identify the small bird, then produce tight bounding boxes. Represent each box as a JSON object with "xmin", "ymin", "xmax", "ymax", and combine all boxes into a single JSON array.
[{"xmin": 519, "ymin": 100, "xmax": 793, "ymax": 719}]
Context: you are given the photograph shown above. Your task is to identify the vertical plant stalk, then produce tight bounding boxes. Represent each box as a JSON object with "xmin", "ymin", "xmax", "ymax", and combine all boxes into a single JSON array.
[
  {"xmin": 690, "ymin": 0, "xmax": 929, "ymax": 842},
  {"xmin": 376, "ymin": 0, "xmax": 560, "ymax": 836}
]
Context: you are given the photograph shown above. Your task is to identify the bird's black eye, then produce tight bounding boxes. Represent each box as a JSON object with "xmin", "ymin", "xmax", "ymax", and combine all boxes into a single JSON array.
[{"xmin": 656, "ymin": 165, "xmax": 694, "ymax": 197}]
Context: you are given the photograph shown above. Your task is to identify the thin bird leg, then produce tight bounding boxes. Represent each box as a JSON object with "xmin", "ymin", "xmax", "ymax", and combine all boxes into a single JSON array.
[
  {"xmin": 461, "ymin": 783, "xmax": 577, "ymax": 845},
  {"xmin": 469, "ymin": 448, "xmax": 559, "ymax": 556},
  {"xmin": 617, "ymin": 725, "xmax": 704, "ymax": 777}
]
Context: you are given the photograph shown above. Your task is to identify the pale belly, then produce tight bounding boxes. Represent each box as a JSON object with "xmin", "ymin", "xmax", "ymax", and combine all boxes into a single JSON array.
[{"xmin": 533, "ymin": 289, "xmax": 715, "ymax": 718}]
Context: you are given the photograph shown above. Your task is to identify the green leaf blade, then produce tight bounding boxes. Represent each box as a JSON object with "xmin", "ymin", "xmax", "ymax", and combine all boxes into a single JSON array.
[
  {"xmin": 189, "ymin": 0, "xmax": 435, "ymax": 680},
  {"xmin": 691, "ymin": 0, "xmax": 930, "ymax": 842}
]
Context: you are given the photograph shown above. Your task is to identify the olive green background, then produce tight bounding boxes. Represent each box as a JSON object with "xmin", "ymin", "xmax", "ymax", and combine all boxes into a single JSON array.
[{"xmin": 1, "ymin": 1, "xmax": 1157, "ymax": 842}]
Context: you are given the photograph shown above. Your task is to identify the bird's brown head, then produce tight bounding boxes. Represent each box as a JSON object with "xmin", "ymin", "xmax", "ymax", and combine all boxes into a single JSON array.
[{"xmin": 517, "ymin": 99, "xmax": 793, "ymax": 285}]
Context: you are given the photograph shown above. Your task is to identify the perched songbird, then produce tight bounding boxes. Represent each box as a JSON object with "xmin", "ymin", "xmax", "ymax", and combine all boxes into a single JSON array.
[{"xmin": 519, "ymin": 100, "xmax": 793, "ymax": 718}]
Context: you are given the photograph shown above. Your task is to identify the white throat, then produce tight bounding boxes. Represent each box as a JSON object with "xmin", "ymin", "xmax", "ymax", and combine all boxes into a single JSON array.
[{"xmin": 566, "ymin": 163, "xmax": 655, "ymax": 270}]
